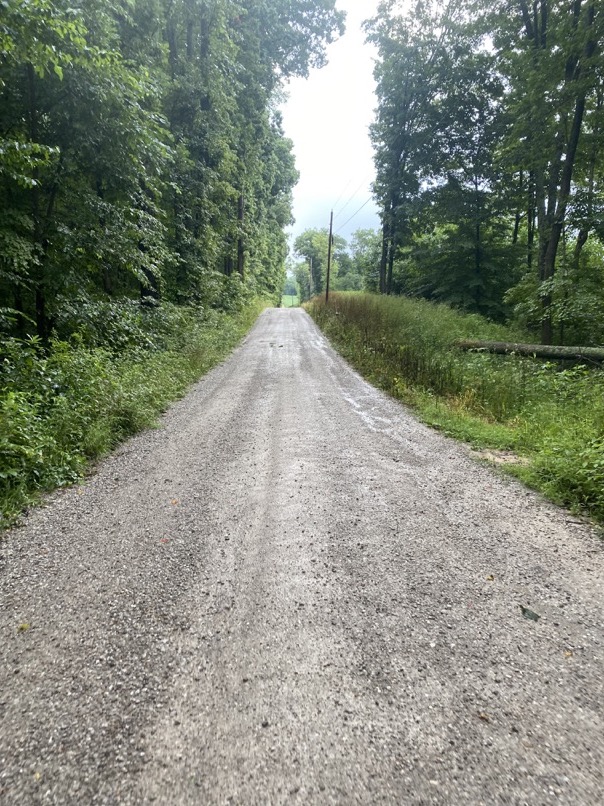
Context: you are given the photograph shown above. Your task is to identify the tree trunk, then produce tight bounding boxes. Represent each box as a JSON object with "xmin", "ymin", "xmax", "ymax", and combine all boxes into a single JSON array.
[
  {"xmin": 456, "ymin": 339, "xmax": 604, "ymax": 362},
  {"xmin": 527, "ymin": 171, "xmax": 535, "ymax": 270},
  {"xmin": 186, "ymin": 19, "xmax": 194, "ymax": 61},
  {"xmin": 386, "ymin": 223, "xmax": 394, "ymax": 295},
  {"xmin": 573, "ymin": 87, "xmax": 601, "ymax": 272},
  {"xmin": 540, "ymin": 93, "xmax": 587, "ymax": 343},
  {"xmin": 519, "ymin": 0, "xmax": 596, "ymax": 345},
  {"xmin": 512, "ymin": 171, "xmax": 523, "ymax": 245},
  {"xmin": 166, "ymin": 21, "xmax": 178, "ymax": 76},
  {"xmin": 27, "ymin": 63, "xmax": 49, "ymax": 341},
  {"xmin": 237, "ymin": 193, "xmax": 245, "ymax": 278},
  {"xmin": 200, "ymin": 7, "xmax": 210, "ymax": 60},
  {"xmin": 474, "ymin": 177, "xmax": 482, "ymax": 308},
  {"xmin": 13, "ymin": 285, "xmax": 26, "ymax": 338},
  {"xmin": 573, "ymin": 228, "xmax": 590, "ymax": 270}
]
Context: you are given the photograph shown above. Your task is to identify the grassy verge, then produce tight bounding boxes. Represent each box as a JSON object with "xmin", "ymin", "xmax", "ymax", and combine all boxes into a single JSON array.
[
  {"xmin": 307, "ymin": 292, "xmax": 604, "ymax": 524},
  {"xmin": 0, "ymin": 300, "xmax": 266, "ymax": 527}
]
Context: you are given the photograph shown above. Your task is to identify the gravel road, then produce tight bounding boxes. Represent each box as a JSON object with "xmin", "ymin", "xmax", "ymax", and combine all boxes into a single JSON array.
[{"xmin": 1, "ymin": 308, "xmax": 603, "ymax": 805}]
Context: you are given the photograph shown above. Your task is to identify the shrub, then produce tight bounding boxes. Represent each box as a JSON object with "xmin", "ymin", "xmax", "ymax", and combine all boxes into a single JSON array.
[
  {"xmin": 309, "ymin": 292, "xmax": 604, "ymax": 522},
  {"xmin": 0, "ymin": 300, "xmax": 266, "ymax": 526}
]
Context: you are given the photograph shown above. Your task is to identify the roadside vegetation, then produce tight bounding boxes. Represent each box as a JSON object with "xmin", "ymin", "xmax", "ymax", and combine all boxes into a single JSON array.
[
  {"xmin": 0, "ymin": 2, "xmax": 344, "ymax": 526},
  {"xmin": 308, "ymin": 293, "xmax": 604, "ymax": 524},
  {"xmin": 293, "ymin": 1, "xmax": 604, "ymax": 527},
  {"xmin": 0, "ymin": 298, "xmax": 266, "ymax": 527},
  {"xmin": 292, "ymin": 3, "xmax": 604, "ymax": 354}
]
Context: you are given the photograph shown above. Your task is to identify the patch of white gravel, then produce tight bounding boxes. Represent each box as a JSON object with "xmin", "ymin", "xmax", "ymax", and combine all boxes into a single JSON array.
[{"xmin": 1, "ymin": 308, "xmax": 603, "ymax": 805}]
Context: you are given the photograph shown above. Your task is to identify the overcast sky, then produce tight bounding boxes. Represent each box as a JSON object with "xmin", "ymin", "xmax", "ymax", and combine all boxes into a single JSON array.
[{"xmin": 280, "ymin": 0, "xmax": 382, "ymax": 248}]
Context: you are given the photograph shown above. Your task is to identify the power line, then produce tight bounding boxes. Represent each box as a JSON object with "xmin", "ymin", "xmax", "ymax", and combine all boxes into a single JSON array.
[
  {"xmin": 334, "ymin": 178, "xmax": 371, "ymax": 219},
  {"xmin": 334, "ymin": 172, "xmax": 375, "ymax": 220},
  {"xmin": 335, "ymin": 197, "xmax": 374, "ymax": 234},
  {"xmin": 332, "ymin": 176, "xmax": 354, "ymax": 211}
]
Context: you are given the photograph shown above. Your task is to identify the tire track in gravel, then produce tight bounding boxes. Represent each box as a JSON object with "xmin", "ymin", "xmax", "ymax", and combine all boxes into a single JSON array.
[{"xmin": 1, "ymin": 308, "xmax": 603, "ymax": 805}]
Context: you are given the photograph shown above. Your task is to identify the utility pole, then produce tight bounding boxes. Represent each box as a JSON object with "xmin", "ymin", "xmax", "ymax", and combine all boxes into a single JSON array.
[
  {"xmin": 309, "ymin": 257, "xmax": 314, "ymax": 297},
  {"xmin": 325, "ymin": 209, "xmax": 333, "ymax": 304}
]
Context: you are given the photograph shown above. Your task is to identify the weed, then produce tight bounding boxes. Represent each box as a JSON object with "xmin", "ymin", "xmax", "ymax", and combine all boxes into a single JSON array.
[
  {"xmin": 0, "ymin": 300, "xmax": 266, "ymax": 528},
  {"xmin": 308, "ymin": 292, "xmax": 604, "ymax": 523}
]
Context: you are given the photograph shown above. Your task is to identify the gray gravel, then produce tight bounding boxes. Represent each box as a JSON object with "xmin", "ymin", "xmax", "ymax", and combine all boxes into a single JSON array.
[{"xmin": 1, "ymin": 307, "xmax": 603, "ymax": 805}]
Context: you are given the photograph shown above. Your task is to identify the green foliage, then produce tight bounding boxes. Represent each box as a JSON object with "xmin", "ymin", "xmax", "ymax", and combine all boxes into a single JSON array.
[
  {"xmin": 396, "ymin": 213, "xmax": 524, "ymax": 321},
  {"xmin": 0, "ymin": 0, "xmax": 343, "ymax": 338},
  {"xmin": 349, "ymin": 228, "xmax": 381, "ymax": 292},
  {"xmin": 238, "ymin": 0, "xmax": 345, "ymax": 80},
  {"xmin": 281, "ymin": 295, "xmax": 299, "ymax": 308},
  {"xmin": 367, "ymin": 0, "xmax": 604, "ymax": 343},
  {"xmin": 294, "ymin": 228, "xmax": 341, "ymax": 296},
  {"xmin": 0, "ymin": 300, "xmax": 266, "ymax": 526},
  {"xmin": 283, "ymin": 276, "xmax": 297, "ymax": 297},
  {"xmin": 0, "ymin": 0, "xmax": 345, "ymax": 526},
  {"xmin": 507, "ymin": 239, "xmax": 604, "ymax": 345},
  {"xmin": 309, "ymin": 292, "xmax": 604, "ymax": 522}
]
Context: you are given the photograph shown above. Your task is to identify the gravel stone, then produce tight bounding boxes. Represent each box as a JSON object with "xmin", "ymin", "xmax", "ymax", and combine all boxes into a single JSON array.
[{"xmin": 1, "ymin": 308, "xmax": 603, "ymax": 805}]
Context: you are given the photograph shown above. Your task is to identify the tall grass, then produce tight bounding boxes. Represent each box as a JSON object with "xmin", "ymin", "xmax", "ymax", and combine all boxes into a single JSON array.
[
  {"xmin": 308, "ymin": 292, "xmax": 604, "ymax": 523},
  {"xmin": 0, "ymin": 300, "xmax": 265, "ymax": 527}
]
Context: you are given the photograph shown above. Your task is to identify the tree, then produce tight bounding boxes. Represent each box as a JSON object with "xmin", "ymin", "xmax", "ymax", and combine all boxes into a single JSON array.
[
  {"xmin": 283, "ymin": 275, "xmax": 297, "ymax": 297},
  {"xmin": 0, "ymin": 0, "xmax": 171, "ymax": 338},
  {"xmin": 493, "ymin": 0, "xmax": 603, "ymax": 343},
  {"xmin": 366, "ymin": 1, "xmax": 467, "ymax": 294},
  {"xmin": 366, "ymin": 0, "xmax": 604, "ymax": 342},
  {"xmin": 346, "ymin": 228, "xmax": 381, "ymax": 291},
  {"xmin": 0, "ymin": 0, "xmax": 345, "ymax": 335},
  {"xmin": 293, "ymin": 228, "xmax": 347, "ymax": 296}
]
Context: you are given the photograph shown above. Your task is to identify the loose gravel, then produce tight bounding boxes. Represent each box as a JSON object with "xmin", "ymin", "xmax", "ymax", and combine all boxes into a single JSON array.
[{"xmin": 1, "ymin": 308, "xmax": 603, "ymax": 805}]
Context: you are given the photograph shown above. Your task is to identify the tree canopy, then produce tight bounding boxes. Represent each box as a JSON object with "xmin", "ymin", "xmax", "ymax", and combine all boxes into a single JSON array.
[
  {"xmin": 0, "ymin": 0, "xmax": 345, "ymax": 339},
  {"xmin": 367, "ymin": 0, "xmax": 604, "ymax": 344}
]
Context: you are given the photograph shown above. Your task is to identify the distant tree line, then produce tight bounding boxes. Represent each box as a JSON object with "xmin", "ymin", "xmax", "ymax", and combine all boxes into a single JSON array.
[
  {"xmin": 0, "ymin": 0, "xmax": 344, "ymax": 341},
  {"xmin": 366, "ymin": 0, "xmax": 604, "ymax": 346},
  {"xmin": 292, "ymin": 227, "xmax": 381, "ymax": 301}
]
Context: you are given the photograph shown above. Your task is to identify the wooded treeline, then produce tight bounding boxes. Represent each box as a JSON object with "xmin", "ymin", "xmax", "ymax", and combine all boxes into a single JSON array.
[
  {"xmin": 367, "ymin": 0, "xmax": 604, "ymax": 345},
  {"xmin": 0, "ymin": 0, "xmax": 344, "ymax": 341},
  {"xmin": 292, "ymin": 226, "xmax": 381, "ymax": 301}
]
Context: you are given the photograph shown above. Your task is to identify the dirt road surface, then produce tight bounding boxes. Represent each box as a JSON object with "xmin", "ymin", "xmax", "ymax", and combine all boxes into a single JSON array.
[{"xmin": 1, "ymin": 308, "xmax": 603, "ymax": 805}]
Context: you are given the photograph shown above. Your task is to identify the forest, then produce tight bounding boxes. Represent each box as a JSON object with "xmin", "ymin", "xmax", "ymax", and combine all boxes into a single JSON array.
[
  {"xmin": 368, "ymin": 0, "xmax": 603, "ymax": 347},
  {"xmin": 0, "ymin": 0, "xmax": 345, "ymax": 336},
  {"xmin": 2, "ymin": 0, "xmax": 604, "ymax": 521},
  {"xmin": 294, "ymin": 0, "xmax": 604, "ymax": 349},
  {"xmin": 0, "ymin": 0, "xmax": 343, "ymax": 521},
  {"xmin": 291, "ymin": 0, "xmax": 604, "ymax": 521}
]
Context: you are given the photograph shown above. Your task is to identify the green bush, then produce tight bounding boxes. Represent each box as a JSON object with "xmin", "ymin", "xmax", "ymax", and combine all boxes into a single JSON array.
[
  {"xmin": 0, "ymin": 300, "xmax": 265, "ymax": 527},
  {"xmin": 309, "ymin": 292, "xmax": 604, "ymax": 523}
]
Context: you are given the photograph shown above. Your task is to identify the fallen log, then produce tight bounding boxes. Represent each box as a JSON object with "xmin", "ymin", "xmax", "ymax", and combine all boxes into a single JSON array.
[{"xmin": 455, "ymin": 340, "xmax": 604, "ymax": 362}]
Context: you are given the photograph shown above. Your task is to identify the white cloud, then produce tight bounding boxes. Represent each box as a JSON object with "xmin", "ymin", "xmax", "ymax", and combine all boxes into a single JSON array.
[{"xmin": 281, "ymin": 0, "xmax": 383, "ymax": 246}]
